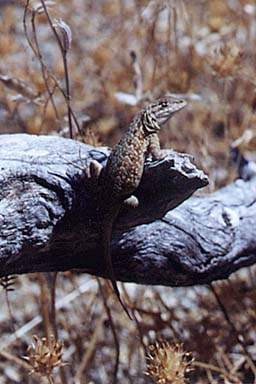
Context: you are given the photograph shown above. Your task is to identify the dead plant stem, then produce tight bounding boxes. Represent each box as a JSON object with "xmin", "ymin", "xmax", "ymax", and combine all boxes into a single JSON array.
[
  {"xmin": 98, "ymin": 279, "xmax": 120, "ymax": 384},
  {"xmin": 39, "ymin": 0, "xmax": 73, "ymax": 138},
  {"xmin": 210, "ymin": 283, "xmax": 256, "ymax": 382}
]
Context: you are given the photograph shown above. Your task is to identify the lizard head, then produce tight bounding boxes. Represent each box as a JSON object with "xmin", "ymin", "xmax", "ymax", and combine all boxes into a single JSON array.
[
  {"xmin": 141, "ymin": 97, "xmax": 187, "ymax": 134},
  {"xmin": 150, "ymin": 97, "xmax": 187, "ymax": 126}
]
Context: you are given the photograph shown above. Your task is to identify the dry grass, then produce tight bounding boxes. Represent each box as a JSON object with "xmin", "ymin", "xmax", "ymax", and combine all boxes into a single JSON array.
[{"xmin": 0, "ymin": 0, "xmax": 256, "ymax": 383}]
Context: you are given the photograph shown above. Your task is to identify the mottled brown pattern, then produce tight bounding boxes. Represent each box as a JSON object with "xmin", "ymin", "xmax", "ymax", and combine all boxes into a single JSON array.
[{"xmin": 97, "ymin": 96, "xmax": 187, "ymax": 317}]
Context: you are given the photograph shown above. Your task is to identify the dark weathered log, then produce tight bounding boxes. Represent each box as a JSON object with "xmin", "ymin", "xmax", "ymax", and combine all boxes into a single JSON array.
[
  {"xmin": 0, "ymin": 134, "xmax": 255, "ymax": 287},
  {"xmin": 115, "ymin": 177, "xmax": 256, "ymax": 286}
]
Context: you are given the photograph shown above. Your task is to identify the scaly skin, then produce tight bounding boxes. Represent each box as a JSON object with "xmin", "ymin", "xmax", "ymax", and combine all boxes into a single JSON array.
[{"xmin": 97, "ymin": 96, "xmax": 187, "ymax": 318}]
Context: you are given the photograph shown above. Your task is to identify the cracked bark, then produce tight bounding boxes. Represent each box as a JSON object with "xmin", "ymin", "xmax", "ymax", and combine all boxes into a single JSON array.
[{"xmin": 0, "ymin": 134, "xmax": 255, "ymax": 287}]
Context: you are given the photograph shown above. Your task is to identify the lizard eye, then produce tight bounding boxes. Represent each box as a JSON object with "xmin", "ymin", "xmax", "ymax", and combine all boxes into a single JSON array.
[{"xmin": 161, "ymin": 101, "xmax": 168, "ymax": 108}]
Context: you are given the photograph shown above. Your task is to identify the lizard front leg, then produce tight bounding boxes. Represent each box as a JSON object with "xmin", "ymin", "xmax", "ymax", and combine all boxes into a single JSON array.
[{"xmin": 148, "ymin": 133, "xmax": 166, "ymax": 160}]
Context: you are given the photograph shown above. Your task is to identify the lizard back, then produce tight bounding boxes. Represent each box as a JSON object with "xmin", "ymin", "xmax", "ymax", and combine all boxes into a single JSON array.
[{"xmin": 99, "ymin": 96, "xmax": 186, "ymax": 201}]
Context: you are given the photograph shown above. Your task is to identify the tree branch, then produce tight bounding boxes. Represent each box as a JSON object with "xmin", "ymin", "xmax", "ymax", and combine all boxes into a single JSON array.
[{"xmin": 1, "ymin": 134, "xmax": 254, "ymax": 287}]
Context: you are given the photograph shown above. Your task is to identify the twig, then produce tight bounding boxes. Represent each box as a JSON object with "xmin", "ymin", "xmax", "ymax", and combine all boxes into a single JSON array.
[
  {"xmin": 97, "ymin": 279, "xmax": 120, "ymax": 384},
  {"xmin": 74, "ymin": 312, "xmax": 105, "ymax": 383},
  {"xmin": 4, "ymin": 288, "xmax": 16, "ymax": 335},
  {"xmin": 23, "ymin": 0, "xmax": 81, "ymax": 135},
  {"xmin": 121, "ymin": 286, "xmax": 148, "ymax": 356},
  {"xmin": 37, "ymin": 273, "xmax": 51, "ymax": 342},
  {"xmin": 210, "ymin": 283, "xmax": 256, "ymax": 382},
  {"xmin": 46, "ymin": 271, "xmax": 67, "ymax": 384},
  {"xmin": 48, "ymin": 272, "xmax": 58, "ymax": 340},
  {"xmin": 0, "ymin": 350, "xmax": 31, "ymax": 370},
  {"xmin": 30, "ymin": 9, "xmax": 60, "ymax": 124},
  {"xmin": 193, "ymin": 361, "xmax": 241, "ymax": 383},
  {"xmin": 62, "ymin": 47, "xmax": 73, "ymax": 138},
  {"xmin": 40, "ymin": 83, "xmax": 58, "ymax": 132},
  {"xmin": 39, "ymin": 0, "xmax": 73, "ymax": 138},
  {"xmin": 2, "ymin": 279, "xmax": 98, "ymax": 350},
  {"xmin": 23, "ymin": 0, "xmax": 60, "ymax": 125}
]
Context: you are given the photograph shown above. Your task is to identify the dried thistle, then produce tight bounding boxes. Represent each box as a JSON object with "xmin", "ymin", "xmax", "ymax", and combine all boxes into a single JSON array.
[
  {"xmin": 146, "ymin": 340, "xmax": 193, "ymax": 384},
  {"xmin": 23, "ymin": 335, "xmax": 65, "ymax": 381}
]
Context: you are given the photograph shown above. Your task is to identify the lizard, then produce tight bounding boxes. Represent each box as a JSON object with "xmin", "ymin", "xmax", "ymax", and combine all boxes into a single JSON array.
[{"xmin": 93, "ymin": 96, "xmax": 187, "ymax": 318}]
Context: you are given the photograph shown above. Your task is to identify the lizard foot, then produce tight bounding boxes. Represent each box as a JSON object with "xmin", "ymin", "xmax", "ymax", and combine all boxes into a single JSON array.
[
  {"xmin": 154, "ymin": 149, "xmax": 175, "ymax": 160},
  {"xmin": 85, "ymin": 160, "xmax": 103, "ymax": 180},
  {"xmin": 124, "ymin": 195, "xmax": 139, "ymax": 208}
]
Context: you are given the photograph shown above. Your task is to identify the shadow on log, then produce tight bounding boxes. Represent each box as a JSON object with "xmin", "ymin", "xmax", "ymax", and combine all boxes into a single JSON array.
[{"xmin": 0, "ymin": 134, "xmax": 255, "ymax": 286}]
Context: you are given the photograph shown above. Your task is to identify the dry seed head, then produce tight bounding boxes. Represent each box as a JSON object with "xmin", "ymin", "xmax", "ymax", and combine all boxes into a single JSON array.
[
  {"xmin": 146, "ymin": 340, "xmax": 193, "ymax": 384},
  {"xmin": 53, "ymin": 18, "xmax": 72, "ymax": 52},
  {"xmin": 23, "ymin": 335, "xmax": 65, "ymax": 378}
]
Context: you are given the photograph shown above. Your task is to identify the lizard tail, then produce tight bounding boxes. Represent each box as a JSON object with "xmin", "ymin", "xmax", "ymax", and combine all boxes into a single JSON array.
[{"xmin": 101, "ymin": 222, "xmax": 133, "ymax": 320}]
